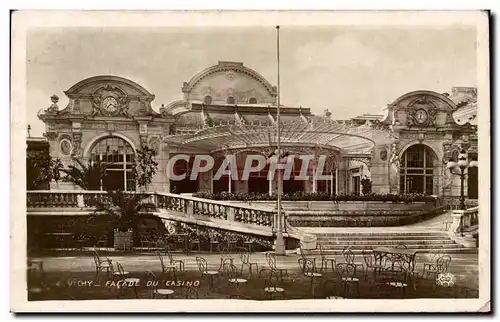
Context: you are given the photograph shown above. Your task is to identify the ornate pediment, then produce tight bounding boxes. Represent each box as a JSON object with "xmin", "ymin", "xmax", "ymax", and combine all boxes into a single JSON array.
[
  {"xmin": 91, "ymin": 85, "xmax": 130, "ymax": 117},
  {"xmin": 406, "ymin": 96, "xmax": 438, "ymax": 128}
]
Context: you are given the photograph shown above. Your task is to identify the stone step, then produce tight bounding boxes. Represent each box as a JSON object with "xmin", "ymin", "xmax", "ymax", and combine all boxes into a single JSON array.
[
  {"xmin": 318, "ymin": 239, "xmax": 456, "ymax": 246},
  {"xmin": 316, "ymin": 243, "xmax": 464, "ymax": 250},
  {"xmin": 313, "ymin": 232, "xmax": 447, "ymax": 237},
  {"xmin": 306, "ymin": 247, "xmax": 476, "ymax": 255},
  {"xmin": 315, "ymin": 235, "xmax": 450, "ymax": 241}
]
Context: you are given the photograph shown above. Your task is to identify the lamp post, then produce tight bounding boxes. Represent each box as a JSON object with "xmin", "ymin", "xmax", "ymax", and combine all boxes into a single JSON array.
[
  {"xmin": 267, "ymin": 149, "xmax": 288, "ymax": 256},
  {"xmin": 446, "ymin": 149, "xmax": 478, "ymax": 210}
]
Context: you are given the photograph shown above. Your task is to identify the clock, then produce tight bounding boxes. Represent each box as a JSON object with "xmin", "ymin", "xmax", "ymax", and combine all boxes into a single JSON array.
[
  {"xmin": 102, "ymin": 96, "xmax": 118, "ymax": 113},
  {"xmin": 415, "ymin": 109, "xmax": 428, "ymax": 124}
]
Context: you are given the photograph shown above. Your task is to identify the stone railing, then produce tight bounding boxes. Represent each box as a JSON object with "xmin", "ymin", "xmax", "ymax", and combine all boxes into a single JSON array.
[
  {"xmin": 27, "ymin": 190, "xmax": 275, "ymax": 229},
  {"xmin": 27, "ymin": 190, "xmax": 111, "ymax": 209},
  {"xmin": 449, "ymin": 206, "xmax": 479, "ymax": 248},
  {"xmin": 155, "ymin": 192, "xmax": 274, "ymax": 228}
]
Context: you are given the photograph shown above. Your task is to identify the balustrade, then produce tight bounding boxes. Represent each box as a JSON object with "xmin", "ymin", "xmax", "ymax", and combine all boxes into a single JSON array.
[
  {"xmin": 27, "ymin": 191, "xmax": 79, "ymax": 208},
  {"xmin": 27, "ymin": 190, "xmax": 276, "ymax": 228},
  {"xmin": 449, "ymin": 206, "xmax": 479, "ymax": 236}
]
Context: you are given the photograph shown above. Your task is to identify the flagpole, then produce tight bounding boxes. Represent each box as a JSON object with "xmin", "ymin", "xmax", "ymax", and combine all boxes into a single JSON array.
[{"xmin": 275, "ymin": 25, "xmax": 285, "ymax": 256}]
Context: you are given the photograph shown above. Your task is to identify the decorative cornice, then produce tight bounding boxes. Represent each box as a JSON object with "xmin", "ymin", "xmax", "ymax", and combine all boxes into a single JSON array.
[
  {"xmin": 64, "ymin": 75, "xmax": 154, "ymax": 99},
  {"xmin": 182, "ymin": 61, "xmax": 277, "ymax": 98}
]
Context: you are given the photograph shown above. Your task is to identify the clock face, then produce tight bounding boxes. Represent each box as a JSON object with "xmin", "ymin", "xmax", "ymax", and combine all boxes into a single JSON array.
[
  {"xmin": 415, "ymin": 109, "xmax": 428, "ymax": 124},
  {"xmin": 102, "ymin": 96, "xmax": 118, "ymax": 113}
]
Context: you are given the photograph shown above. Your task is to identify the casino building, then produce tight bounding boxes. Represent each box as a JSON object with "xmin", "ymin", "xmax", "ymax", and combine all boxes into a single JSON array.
[{"xmin": 32, "ymin": 61, "xmax": 478, "ymax": 199}]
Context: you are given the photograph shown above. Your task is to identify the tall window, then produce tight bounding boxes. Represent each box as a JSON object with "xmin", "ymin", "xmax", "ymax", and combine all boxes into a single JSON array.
[
  {"xmin": 399, "ymin": 144, "xmax": 435, "ymax": 195},
  {"xmin": 90, "ymin": 136, "xmax": 136, "ymax": 191},
  {"xmin": 227, "ymin": 96, "xmax": 235, "ymax": 104}
]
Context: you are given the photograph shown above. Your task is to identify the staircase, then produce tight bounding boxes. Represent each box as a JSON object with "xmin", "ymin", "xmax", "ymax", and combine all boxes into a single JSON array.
[
  {"xmin": 309, "ymin": 231, "xmax": 473, "ymax": 255},
  {"xmin": 300, "ymin": 212, "xmax": 477, "ymax": 255}
]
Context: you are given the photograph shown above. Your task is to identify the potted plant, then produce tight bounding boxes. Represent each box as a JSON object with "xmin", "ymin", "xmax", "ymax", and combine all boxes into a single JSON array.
[{"xmin": 88, "ymin": 190, "xmax": 157, "ymax": 250}]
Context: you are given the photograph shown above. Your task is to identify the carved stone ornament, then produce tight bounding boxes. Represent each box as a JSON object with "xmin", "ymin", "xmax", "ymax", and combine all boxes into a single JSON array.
[
  {"xmin": 380, "ymin": 149, "xmax": 388, "ymax": 161},
  {"xmin": 226, "ymin": 71, "xmax": 236, "ymax": 81},
  {"xmin": 59, "ymin": 138, "xmax": 73, "ymax": 156},
  {"xmin": 91, "ymin": 85, "xmax": 130, "ymax": 117},
  {"xmin": 71, "ymin": 132, "xmax": 83, "ymax": 158},
  {"xmin": 406, "ymin": 96, "xmax": 438, "ymax": 128},
  {"xmin": 140, "ymin": 135, "xmax": 148, "ymax": 147}
]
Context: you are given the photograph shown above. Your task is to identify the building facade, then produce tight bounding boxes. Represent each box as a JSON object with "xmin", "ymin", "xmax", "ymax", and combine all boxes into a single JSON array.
[{"xmin": 32, "ymin": 61, "xmax": 478, "ymax": 198}]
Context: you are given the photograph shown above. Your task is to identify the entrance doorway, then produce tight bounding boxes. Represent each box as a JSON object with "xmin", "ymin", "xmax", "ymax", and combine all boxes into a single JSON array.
[
  {"xmin": 399, "ymin": 144, "xmax": 436, "ymax": 195},
  {"xmin": 90, "ymin": 136, "xmax": 136, "ymax": 191}
]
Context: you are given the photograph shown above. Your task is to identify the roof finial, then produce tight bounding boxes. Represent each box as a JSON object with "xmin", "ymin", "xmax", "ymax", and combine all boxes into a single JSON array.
[{"xmin": 48, "ymin": 94, "xmax": 59, "ymax": 112}]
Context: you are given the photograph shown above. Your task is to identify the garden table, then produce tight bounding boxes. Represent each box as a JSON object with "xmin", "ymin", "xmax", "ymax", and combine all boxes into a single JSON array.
[{"xmin": 372, "ymin": 247, "xmax": 418, "ymax": 272}]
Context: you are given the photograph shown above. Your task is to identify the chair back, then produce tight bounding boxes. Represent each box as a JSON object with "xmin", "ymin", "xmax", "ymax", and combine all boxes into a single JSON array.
[
  {"xmin": 301, "ymin": 258, "xmax": 317, "ymax": 275},
  {"xmin": 266, "ymin": 252, "xmax": 277, "ymax": 269},
  {"xmin": 240, "ymin": 250, "xmax": 250, "ymax": 265},
  {"xmin": 362, "ymin": 250, "xmax": 374, "ymax": 268},
  {"xmin": 342, "ymin": 247, "xmax": 355, "ymax": 264},
  {"xmin": 92, "ymin": 250, "xmax": 100, "ymax": 266},
  {"xmin": 116, "ymin": 262, "xmax": 127, "ymax": 278},
  {"xmin": 224, "ymin": 263, "xmax": 239, "ymax": 280},
  {"xmin": 165, "ymin": 252, "xmax": 176, "ymax": 265},
  {"xmin": 436, "ymin": 255, "xmax": 452, "ymax": 273},
  {"xmin": 196, "ymin": 256, "xmax": 207, "ymax": 274},
  {"xmin": 156, "ymin": 251, "xmax": 166, "ymax": 267},
  {"xmin": 336, "ymin": 263, "xmax": 356, "ymax": 279}
]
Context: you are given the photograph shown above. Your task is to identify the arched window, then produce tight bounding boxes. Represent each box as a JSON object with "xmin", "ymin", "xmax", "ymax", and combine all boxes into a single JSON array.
[
  {"xmin": 248, "ymin": 97, "xmax": 257, "ymax": 104},
  {"xmin": 204, "ymin": 95, "xmax": 213, "ymax": 105},
  {"xmin": 227, "ymin": 96, "xmax": 235, "ymax": 104},
  {"xmin": 90, "ymin": 136, "xmax": 136, "ymax": 191},
  {"xmin": 399, "ymin": 144, "xmax": 435, "ymax": 195}
]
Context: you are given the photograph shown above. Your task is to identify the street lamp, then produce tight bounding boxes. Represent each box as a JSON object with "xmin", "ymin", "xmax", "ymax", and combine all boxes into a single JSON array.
[
  {"xmin": 267, "ymin": 149, "xmax": 289, "ymax": 256},
  {"xmin": 446, "ymin": 149, "xmax": 478, "ymax": 210}
]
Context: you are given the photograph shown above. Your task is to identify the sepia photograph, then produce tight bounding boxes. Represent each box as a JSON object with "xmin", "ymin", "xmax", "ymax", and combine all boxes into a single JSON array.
[{"xmin": 10, "ymin": 10, "xmax": 490, "ymax": 312}]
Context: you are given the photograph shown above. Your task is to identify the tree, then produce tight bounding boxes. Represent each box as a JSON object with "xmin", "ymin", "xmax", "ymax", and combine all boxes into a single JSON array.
[
  {"xmin": 134, "ymin": 145, "xmax": 159, "ymax": 190},
  {"xmin": 361, "ymin": 176, "xmax": 373, "ymax": 196},
  {"xmin": 87, "ymin": 190, "xmax": 156, "ymax": 232},
  {"xmin": 61, "ymin": 158, "xmax": 107, "ymax": 190},
  {"xmin": 26, "ymin": 150, "xmax": 63, "ymax": 190}
]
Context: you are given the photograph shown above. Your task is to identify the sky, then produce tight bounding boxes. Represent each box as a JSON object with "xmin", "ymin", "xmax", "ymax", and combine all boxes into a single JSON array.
[{"xmin": 26, "ymin": 25, "xmax": 477, "ymax": 137}]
